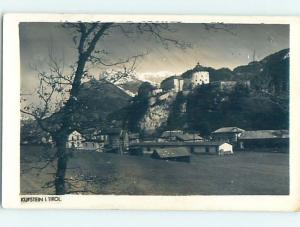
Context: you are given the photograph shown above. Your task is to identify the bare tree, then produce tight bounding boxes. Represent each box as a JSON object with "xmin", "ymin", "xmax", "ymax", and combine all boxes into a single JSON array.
[{"xmin": 21, "ymin": 22, "xmax": 189, "ymax": 194}]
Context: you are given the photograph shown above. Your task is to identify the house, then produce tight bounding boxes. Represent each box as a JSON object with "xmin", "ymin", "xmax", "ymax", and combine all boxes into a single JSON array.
[
  {"xmin": 81, "ymin": 128, "xmax": 103, "ymax": 141},
  {"xmin": 191, "ymin": 141, "xmax": 233, "ymax": 155},
  {"xmin": 66, "ymin": 130, "xmax": 104, "ymax": 152},
  {"xmin": 160, "ymin": 76, "xmax": 184, "ymax": 92},
  {"xmin": 66, "ymin": 130, "xmax": 84, "ymax": 149},
  {"xmin": 174, "ymin": 133, "xmax": 203, "ymax": 142},
  {"xmin": 129, "ymin": 141, "xmax": 233, "ymax": 156},
  {"xmin": 81, "ymin": 141, "xmax": 103, "ymax": 152},
  {"xmin": 151, "ymin": 147, "xmax": 191, "ymax": 162},
  {"xmin": 183, "ymin": 71, "xmax": 209, "ymax": 89},
  {"xmin": 238, "ymin": 130, "xmax": 289, "ymax": 150},
  {"xmin": 159, "ymin": 130, "xmax": 184, "ymax": 141},
  {"xmin": 211, "ymin": 127, "xmax": 245, "ymax": 144},
  {"xmin": 102, "ymin": 128, "xmax": 129, "ymax": 154},
  {"xmin": 81, "ymin": 128, "xmax": 105, "ymax": 152}
]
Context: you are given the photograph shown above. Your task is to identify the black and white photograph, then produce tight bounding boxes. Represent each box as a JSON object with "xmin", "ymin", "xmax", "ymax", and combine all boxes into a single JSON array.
[{"xmin": 2, "ymin": 14, "xmax": 300, "ymax": 210}]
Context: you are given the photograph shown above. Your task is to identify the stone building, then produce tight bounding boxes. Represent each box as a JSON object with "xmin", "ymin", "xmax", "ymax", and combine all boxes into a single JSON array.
[
  {"xmin": 238, "ymin": 130, "xmax": 289, "ymax": 150},
  {"xmin": 160, "ymin": 76, "xmax": 184, "ymax": 92},
  {"xmin": 182, "ymin": 71, "xmax": 209, "ymax": 89}
]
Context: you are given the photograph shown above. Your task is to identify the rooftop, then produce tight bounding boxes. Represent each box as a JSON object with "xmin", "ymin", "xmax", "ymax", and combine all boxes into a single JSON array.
[
  {"xmin": 153, "ymin": 147, "xmax": 191, "ymax": 158},
  {"xmin": 80, "ymin": 128, "xmax": 102, "ymax": 136},
  {"xmin": 161, "ymin": 130, "xmax": 183, "ymax": 138},
  {"xmin": 175, "ymin": 133, "xmax": 203, "ymax": 141},
  {"xmin": 130, "ymin": 141, "xmax": 227, "ymax": 147},
  {"xmin": 240, "ymin": 130, "xmax": 289, "ymax": 140},
  {"xmin": 212, "ymin": 127, "xmax": 245, "ymax": 134}
]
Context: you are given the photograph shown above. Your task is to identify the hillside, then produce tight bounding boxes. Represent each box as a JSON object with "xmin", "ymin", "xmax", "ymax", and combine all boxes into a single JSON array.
[
  {"xmin": 251, "ymin": 48, "xmax": 289, "ymax": 95},
  {"xmin": 22, "ymin": 48, "xmax": 289, "ymax": 139},
  {"xmin": 64, "ymin": 79, "xmax": 132, "ymax": 130},
  {"xmin": 21, "ymin": 79, "xmax": 131, "ymax": 143},
  {"xmin": 123, "ymin": 48, "xmax": 289, "ymax": 135},
  {"xmin": 185, "ymin": 84, "xmax": 288, "ymax": 135},
  {"xmin": 78, "ymin": 79, "xmax": 131, "ymax": 119},
  {"xmin": 181, "ymin": 48, "xmax": 289, "ymax": 96}
]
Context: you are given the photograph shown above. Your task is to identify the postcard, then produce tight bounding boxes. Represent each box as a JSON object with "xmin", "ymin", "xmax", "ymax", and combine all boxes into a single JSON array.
[{"xmin": 2, "ymin": 14, "xmax": 300, "ymax": 210}]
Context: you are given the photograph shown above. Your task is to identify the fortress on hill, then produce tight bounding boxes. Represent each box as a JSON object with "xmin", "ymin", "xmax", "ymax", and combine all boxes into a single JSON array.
[
  {"xmin": 160, "ymin": 63, "xmax": 251, "ymax": 93},
  {"xmin": 160, "ymin": 70, "xmax": 210, "ymax": 92}
]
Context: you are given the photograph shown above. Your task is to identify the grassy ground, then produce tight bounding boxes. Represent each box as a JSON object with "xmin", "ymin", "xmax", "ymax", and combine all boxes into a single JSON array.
[{"xmin": 20, "ymin": 145, "xmax": 289, "ymax": 195}]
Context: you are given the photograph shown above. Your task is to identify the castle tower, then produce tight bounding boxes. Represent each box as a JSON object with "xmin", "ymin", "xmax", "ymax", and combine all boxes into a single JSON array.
[{"xmin": 191, "ymin": 71, "xmax": 209, "ymax": 87}]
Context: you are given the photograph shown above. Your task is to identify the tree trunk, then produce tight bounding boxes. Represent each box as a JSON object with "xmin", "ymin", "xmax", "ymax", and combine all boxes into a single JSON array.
[{"xmin": 54, "ymin": 135, "xmax": 68, "ymax": 195}]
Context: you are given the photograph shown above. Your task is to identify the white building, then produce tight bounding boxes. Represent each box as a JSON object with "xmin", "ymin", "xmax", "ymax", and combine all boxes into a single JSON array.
[
  {"xmin": 192, "ymin": 141, "xmax": 233, "ymax": 155},
  {"xmin": 66, "ymin": 130, "xmax": 103, "ymax": 152},
  {"xmin": 173, "ymin": 77, "xmax": 184, "ymax": 92},
  {"xmin": 217, "ymin": 142, "xmax": 233, "ymax": 155},
  {"xmin": 182, "ymin": 71, "xmax": 210, "ymax": 90},
  {"xmin": 190, "ymin": 71, "xmax": 209, "ymax": 87},
  {"xmin": 66, "ymin": 130, "xmax": 84, "ymax": 149}
]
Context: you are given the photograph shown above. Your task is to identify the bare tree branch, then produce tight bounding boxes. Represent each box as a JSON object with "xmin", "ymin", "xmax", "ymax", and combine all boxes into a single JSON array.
[{"xmin": 89, "ymin": 51, "xmax": 146, "ymax": 67}]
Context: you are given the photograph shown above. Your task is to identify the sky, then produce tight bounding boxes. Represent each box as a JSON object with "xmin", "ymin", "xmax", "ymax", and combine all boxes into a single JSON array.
[{"xmin": 19, "ymin": 22, "xmax": 289, "ymax": 93}]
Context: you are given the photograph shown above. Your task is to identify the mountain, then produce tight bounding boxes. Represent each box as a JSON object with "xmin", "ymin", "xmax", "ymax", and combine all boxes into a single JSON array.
[
  {"xmin": 101, "ymin": 71, "xmax": 143, "ymax": 96},
  {"xmin": 46, "ymin": 79, "xmax": 131, "ymax": 131},
  {"xmin": 136, "ymin": 71, "xmax": 174, "ymax": 85},
  {"xmin": 21, "ymin": 79, "xmax": 132, "ymax": 143},
  {"xmin": 249, "ymin": 48, "xmax": 289, "ymax": 96},
  {"xmin": 77, "ymin": 79, "xmax": 131, "ymax": 123}
]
